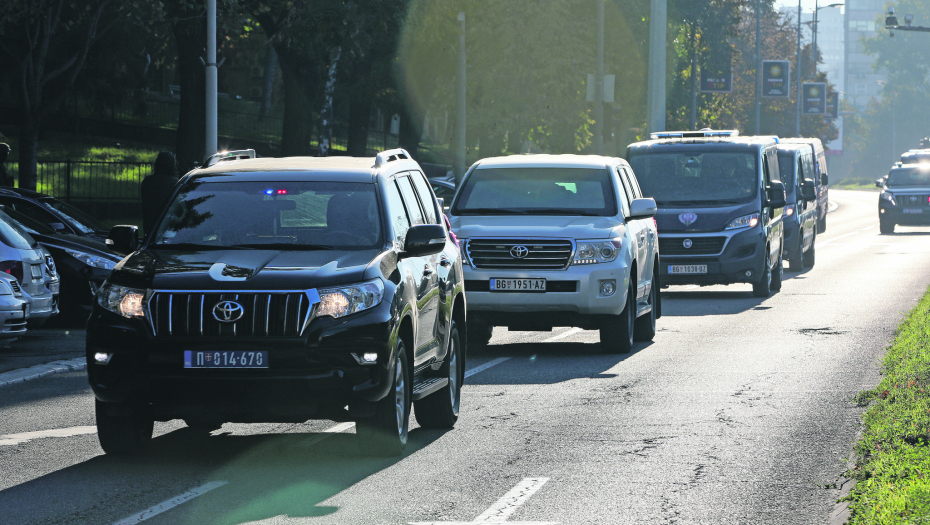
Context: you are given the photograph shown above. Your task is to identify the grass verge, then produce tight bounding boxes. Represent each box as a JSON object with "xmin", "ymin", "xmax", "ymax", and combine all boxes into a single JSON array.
[
  {"xmin": 846, "ymin": 289, "xmax": 930, "ymax": 523},
  {"xmin": 832, "ymin": 177, "xmax": 882, "ymax": 191}
]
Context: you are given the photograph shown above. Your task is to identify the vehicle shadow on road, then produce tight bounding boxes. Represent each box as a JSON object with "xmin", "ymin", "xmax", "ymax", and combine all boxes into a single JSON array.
[
  {"xmin": 660, "ymin": 290, "xmax": 768, "ymax": 316},
  {"xmin": 0, "ymin": 425, "xmax": 446, "ymax": 524}
]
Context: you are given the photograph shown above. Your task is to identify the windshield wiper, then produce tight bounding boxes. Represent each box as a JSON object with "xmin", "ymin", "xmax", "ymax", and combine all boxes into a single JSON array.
[
  {"xmin": 520, "ymin": 208, "xmax": 603, "ymax": 216},
  {"xmin": 150, "ymin": 242, "xmax": 228, "ymax": 251},
  {"xmin": 231, "ymin": 243, "xmax": 335, "ymax": 250}
]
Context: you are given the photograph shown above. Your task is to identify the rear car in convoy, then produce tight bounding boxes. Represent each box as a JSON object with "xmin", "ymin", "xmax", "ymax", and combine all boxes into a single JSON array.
[
  {"xmin": 775, "ymin": 143, "xmax": 819, "ymax": 270},
  {"xmin": 780, "ymin": 137, "xmax": 829, "ymax": 233},
  {"xmin": 627, "ymin": 130, "xmax": 786, "ymax": 298},
  {"xmin": 877, "ymin": 163, "xmax": 930, "ymax": 234},
  {"xmin": 448, "ymin": 155, "xmax": 659, "ymax": 354},
  {"xmin": 86, "ymin": 149, "xmax": 466, "ymax": 456}
]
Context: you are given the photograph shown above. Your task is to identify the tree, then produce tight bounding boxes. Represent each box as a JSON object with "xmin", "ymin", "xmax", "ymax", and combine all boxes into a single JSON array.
[{"xmin": 0, "ymin": 0, "xmax": 115, "ymax": 190}]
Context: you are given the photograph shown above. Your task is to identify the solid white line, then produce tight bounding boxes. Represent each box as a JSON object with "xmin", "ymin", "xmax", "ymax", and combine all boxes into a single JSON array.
[
  {"xmin": 112, "ymin": 481, "xmax": 228, "ymax": 525},
  {"xmin": 464, "ymin": 358, "xmax": 511, "ymax": 379},
  {"xmin": 472, "ymin": 477, "xmax": 551, "ymax": 523},
  {"xmin": 816, "ymin": 230, "xmax": 858, "ymax": 247},
  {"xmin": 0, "ymin": 426, "xmax": 97, "ymax": 446},
  {"xmin": 543, "ymin": 328, "xmax": 583, "ymax": 342}
]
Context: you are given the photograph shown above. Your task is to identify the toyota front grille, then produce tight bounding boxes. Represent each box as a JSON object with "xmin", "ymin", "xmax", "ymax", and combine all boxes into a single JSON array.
[
  {"xmin": 147, "ymin": 291, "xmax": 316, "ymax": 337},
  {"xmin": 465, "ymin": 238, "xmax": 574, "ymax": 270}
]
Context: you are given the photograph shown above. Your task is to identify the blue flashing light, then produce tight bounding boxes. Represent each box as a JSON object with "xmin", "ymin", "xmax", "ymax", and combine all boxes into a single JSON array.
[{"xmin": 264, "ymin": 189, "xmax": 274, "ymax": 195}]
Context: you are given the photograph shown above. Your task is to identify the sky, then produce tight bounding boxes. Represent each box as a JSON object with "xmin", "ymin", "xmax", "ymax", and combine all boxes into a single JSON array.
[{"xmin": 773, "ymin": 0, "xmax": 845, "ymax": 13}]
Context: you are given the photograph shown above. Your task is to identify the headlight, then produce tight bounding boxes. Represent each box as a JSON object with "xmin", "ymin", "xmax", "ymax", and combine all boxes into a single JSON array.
[
  {"xmin": 318, "ymin": 279, "xmax": 384, "ymax": 318},
  {"xmin": 573, "ymin": 239, "xmax": 622, "ymax": 265},
  {"xmin": 726, "ymin": 213, "xmax": 760, "ymax": 230},
  {"xmin": 784, "ymin": 204, "xmax": 796, "ymax": 217},
  {"xmin": 97, "ymin": 282, "xmax": 146, "ymax": 317},
  {"xmin": 65, "ymin": 249, "xmax": 118, "ymax": 270},
  {"xmin": 880, "ymin": 192, "xmax": 895, "ymax": 205}
]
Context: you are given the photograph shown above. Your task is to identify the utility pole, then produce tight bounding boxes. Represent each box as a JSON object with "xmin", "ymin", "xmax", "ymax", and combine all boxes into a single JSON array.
[
  {"xmin": 754, "ymin": 0, "xmax": 761, "ymax": 135},
  {"xmin": 454, "ymin": 12, "xmax": 466, "ymax": 184},
  {"xmin": 594, "ymin": 0, "xmax": 605, "ymax": 154},
  {"xmin": 795, "ymin": 0, "xmax": 802, "ymax": 136},
  {"xmin": 205, "ymin": 0, "xmax": 217, "ymax": 158},
  {"xmin": 646, "ymin": 0, "xmax": 667, "ymax": 134}
]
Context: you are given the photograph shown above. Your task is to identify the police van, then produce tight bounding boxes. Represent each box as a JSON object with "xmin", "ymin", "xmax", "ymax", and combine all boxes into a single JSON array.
[{"xmin": 627, "ymin": 130, "xmax": 786, "ymax": 297}]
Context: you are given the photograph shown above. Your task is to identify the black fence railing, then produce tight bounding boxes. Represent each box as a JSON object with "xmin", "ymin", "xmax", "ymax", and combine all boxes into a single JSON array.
[{"xmin": 9, "ymin": 161, "xmax": 152, "ymax": 203}]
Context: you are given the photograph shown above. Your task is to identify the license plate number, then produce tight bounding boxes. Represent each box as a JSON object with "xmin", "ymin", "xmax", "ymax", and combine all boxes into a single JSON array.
[
  {"xmin": 490, "ymin": 278, "xmax": 546, "ymax": 291},
  {"xmin": 903, "ymin": 208, "xmax": 923, "ymax": 214},
  {"xmin": 669, "ymin": 265, "xmax": 707, "ymax": 274},
  {"xmin": 184, "ymin": 350, "xmax": 268, "ymax": 368}
]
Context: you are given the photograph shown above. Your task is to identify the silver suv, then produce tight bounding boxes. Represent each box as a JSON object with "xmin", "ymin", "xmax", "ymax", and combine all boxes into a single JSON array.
[{"xmin": 448, "ymin": 155, "xmax": 660, "ymax": 353}]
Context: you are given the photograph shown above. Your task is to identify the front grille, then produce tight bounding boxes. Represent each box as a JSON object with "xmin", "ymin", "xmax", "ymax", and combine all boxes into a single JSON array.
[
  {"xmin": 895, "ymin": 194, "xmax": 930, "ymax": 206},
  {"xmin": 148, "ymin": 291, "xmax": 315, "ymax": 337},
  {"xmin": 465, "ymin": 239, "xmax": 574, "ymax": 270},
  {"xmin": 465, "ymin": 280, "xmax": 578, "ymax": 292},
  {"xmin": 659, "ymin": 236, "xmax": 727, "ymax": 256}
]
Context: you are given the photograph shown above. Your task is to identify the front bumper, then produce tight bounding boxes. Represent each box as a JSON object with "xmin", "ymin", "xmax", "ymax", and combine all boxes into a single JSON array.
[
  {"xmin": 879, "ymin": 202, "xmax": 930, "ymax": 226},
  {"xmin": 86, "ymin": 300, "xmax": 397, "ymax": 422},
  {"xmin": 659, "ymin": 226, "xmax": 766, "ymax": 286},
  {"xmin": 0, "ymin": 297, "xmax": 29, "ymax": 340}
]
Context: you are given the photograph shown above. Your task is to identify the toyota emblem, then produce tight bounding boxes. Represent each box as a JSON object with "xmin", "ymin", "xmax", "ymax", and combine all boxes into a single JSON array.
[
  {"xmin": 910, "ymin": 196, "xmax": 918, "ymax": 203},
  {"xmin": 679, "ymin": 212, "xmax": 698, "ymax": 226},
  {"xmin": 510, "ymin": 245, "xmax": 529, "ymax": 258},
  {"xmin": 683, "ymin": 239, "xmax": 693, "ymax": 249},
  {"xmin": 213, "ymin": 300, "xmax": 244, "ymax": 323}
]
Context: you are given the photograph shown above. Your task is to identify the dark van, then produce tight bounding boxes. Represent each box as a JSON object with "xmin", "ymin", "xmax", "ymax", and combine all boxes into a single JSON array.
[
  {"xmin": 628, "ymin": 130, "xmax": 786, "ymax": 297},
  {"xmin": 775, "ymin": 144, "xmax": 819, "ymax": 270},
  {"xmin": 780, "ymin": 137, "xmax": 829, "ymax": 232}
]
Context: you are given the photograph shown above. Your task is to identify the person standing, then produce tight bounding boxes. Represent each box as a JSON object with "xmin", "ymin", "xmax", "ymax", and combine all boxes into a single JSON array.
[
  {"xmin": 0, "ymin": 143, "xmax": 13, "ymax": 187},
  {"xmin": 141, "ymin": 151, "xmax": 179, "ymax": 234}
]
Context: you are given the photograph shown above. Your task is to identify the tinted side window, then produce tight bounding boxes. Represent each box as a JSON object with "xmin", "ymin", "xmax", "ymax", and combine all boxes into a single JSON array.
[
  {"xmin": 408, "ymin": 171, "xmax": 439, "ymax": 224},
  {"xmin": 801, "ymin": 154, "xmax": 815, "ymax": 184},
  {"xmin": 0, "ymin": 197, "xmax": 69, "ymax": 233},
  {"xmin": 621, "ymin": 168, "xmax": 642, "ymax": 199},
  {"xmin": 384, "ymin": 180, "xmax": 411, "ymax": 245},
  {"xmin": 762, "ymin": 153, "xmax": 773, "ymax": 187},
  {"xmin": 397, "ymin": 176, "xmax": 426, "ymax": 225}
]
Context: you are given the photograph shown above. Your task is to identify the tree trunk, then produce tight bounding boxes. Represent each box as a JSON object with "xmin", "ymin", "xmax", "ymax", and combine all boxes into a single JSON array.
[
  {"xmin": 259, "ymin": 44, "xmax": 277, "ymax": 119},
  {"xmin": 172, "ymin": 15, "xmax": 207, "ymax": 171},
  {"xmin": 16, "ymin": 124, "xmax": 39, "ymax": 190},
  {"xmin": 276, "ymin": 47, "xmax": 316, "ymax": 157},
  {"xmin": 347, "ymin": 90, "xmax": 372, "ymax": 157},
  {"xmin": 398, "ymin": 104, "xmax": 420, "ymax": 159}
]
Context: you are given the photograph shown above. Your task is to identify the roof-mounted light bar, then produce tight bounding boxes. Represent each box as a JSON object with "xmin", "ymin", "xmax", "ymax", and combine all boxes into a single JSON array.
[
  {"xmin": 373, "ymin": 148, "xmax": 412, "ymax": 168},
  {"xmin": 204, "ymin": 149, "xmax": 256, "ymax": 167},
  {"xmin": 650, "ymin": 129, "xmax": 740, "ymax": 140}
]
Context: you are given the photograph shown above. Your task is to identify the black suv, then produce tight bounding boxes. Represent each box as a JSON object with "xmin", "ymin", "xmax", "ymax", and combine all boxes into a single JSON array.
[
  {"xmin": 877, "ymin": 163, "xmax": 930, "ymax": 234},
  {"xmin": 86, "ymin": 149, "xmax": 467, "ymax": 456}
]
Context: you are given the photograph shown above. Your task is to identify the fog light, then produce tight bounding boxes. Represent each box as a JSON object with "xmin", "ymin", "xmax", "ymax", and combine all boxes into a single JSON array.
[
  {"xmin": 880, "ymin": 208, "xmax": 885, "ymax": 214},
  {"xmin": 351, "ymin": 352, "xmax": 378, "ymax": 365},
  {"xmin": 599, "ymin": 280, "xmax": 616, "ymax": 296},
  {"xmin": 745, "ymin": 270, "xmax": 753, "ymax": 277},
  {"xmin": 94, "ymin": 352, "xmax": 112, "ymax": 365}
]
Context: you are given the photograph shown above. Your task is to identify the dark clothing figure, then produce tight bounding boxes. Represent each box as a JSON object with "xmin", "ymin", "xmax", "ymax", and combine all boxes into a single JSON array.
[
  {"xmin": 141, "ymin": 151, "xmax": 179, "ymax": 234},
  {"xmin": 0, "ymin": 143, "xmax": 13, "ymax": 187}
]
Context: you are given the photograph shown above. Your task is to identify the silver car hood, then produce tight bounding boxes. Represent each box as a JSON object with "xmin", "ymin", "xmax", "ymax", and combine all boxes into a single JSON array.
[{"xmin": 449, "ymin": 215, "xmax": 624, "ymax": 240}]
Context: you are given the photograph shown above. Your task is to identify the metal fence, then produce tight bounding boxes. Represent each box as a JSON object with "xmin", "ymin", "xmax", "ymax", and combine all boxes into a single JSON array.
[{"xmin": 9, "ymin": 161, "xmax": 152, "ymax": 203}]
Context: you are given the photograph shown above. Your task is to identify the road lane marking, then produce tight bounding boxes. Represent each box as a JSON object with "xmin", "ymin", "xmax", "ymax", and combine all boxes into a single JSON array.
[
  {"xmin": 410, "ymin": 477, "xmax": 557, "ymax": 525},
  {"xmin": 464, "ymin": 357, "xmax": 511, "ymax": 379},
  {"xmin": 543, "ymin": 328, "xmax": 583, "ymax": 342},
  {"xmin": 0, "ymin": 426, "xmax": 97, "ymax": 446},
  {"xmin": 112, "ymin": 481, "xmax": 228, "ymax": 525},
  {"xmin": 816, "ymin": 230, "xmax": 858, "ymax": 247}
]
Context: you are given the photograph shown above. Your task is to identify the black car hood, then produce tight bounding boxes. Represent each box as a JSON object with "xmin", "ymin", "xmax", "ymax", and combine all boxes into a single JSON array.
[
  {"xmin": 33, "ymin": 232, "xmax": 121, "ymax": 260},
  {"xmin": 655, "ymin": 201, "xmax": 760, "ymax": 233},
  {"xmin": 112, "ymin": 248, "xmax": 378, "ymax": 290}
]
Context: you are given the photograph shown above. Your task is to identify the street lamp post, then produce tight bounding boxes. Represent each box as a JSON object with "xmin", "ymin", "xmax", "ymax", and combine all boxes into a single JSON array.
[
  {"xmin": 877, "ymin": 80, "xmax": 895, "ymax": 164},
  {"xmin": 796, "ymin": 1, "xmax": 842, "ymax": 137},
  {"xmin": 886, "ymin": 8, "xmax": 930, "ymax": 34}
]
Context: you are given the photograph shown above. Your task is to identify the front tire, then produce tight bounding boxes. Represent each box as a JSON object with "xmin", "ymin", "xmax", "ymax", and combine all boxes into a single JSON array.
[
  {"xmin": 415, "ymin": 321, "xmax": 462, "ymax": 429},
  {"xmin": 771, "ymin": 248, "xmax": 783, "ymax": 292},
  {"xmin": 95, "ymin": 399, "xmax": 154, "ymax": 456},
  {"xmin": 752, "ymin": 249, "xmax": 772, "ymax": 298},
  {"xmin": 600, "ymin": 280, "xmax": 635, "ymax": 353},
  {"xmin": 879, "ymin": 218, "xmax": 895, "ymax": 234},
  {"xmin": 786, "ymin": 229, "xmax": 803, "ymax": 272},
  {"xmin": 803, "ymin": 231, "xmax": 816, "ymax": 268},
  {"xmin": 633, "ymin": 280, "xmax": 657, "ymax": 342},
  {"xmin": 356, "ymin": 341, "xmax": 410, "ymax": 456}
]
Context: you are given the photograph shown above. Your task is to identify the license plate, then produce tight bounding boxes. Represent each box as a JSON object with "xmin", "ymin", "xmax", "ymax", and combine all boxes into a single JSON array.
[
  {"xmin": 184, "ymin": 350, "xmax": 268, "ymax": 368},
  {"xmin": 490, "ymin": 278, "xmax": 546, "ymax": 291},
  {"xmin": 903, "ymin": 208, "xmax": 923, "ymax": 214},
  {"xmin": 49, "ymin": 281, "xmax": 60, "ymax": 295},
  {"xmin": 30, "ymin": 265, "xmax": 42, "ymax": 281},
  {"xmin": 669, "ymin": 265, "xmax": 707, "ymax": 274}
]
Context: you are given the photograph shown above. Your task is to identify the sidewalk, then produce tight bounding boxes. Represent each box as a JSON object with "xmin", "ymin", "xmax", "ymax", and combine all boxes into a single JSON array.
[{"xmin": 0, "ymin": 328, "xmax": 86, "ymax": 376}]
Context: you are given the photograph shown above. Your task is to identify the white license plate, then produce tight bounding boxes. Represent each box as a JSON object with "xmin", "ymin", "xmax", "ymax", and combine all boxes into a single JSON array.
[
  {"xmin": 669, "ymin": 265, "xmax": 708, "ymax": 274},
  {"xmin": 490, "ymin": 278, "xmax": 546, "ymax": 292},
  {"xmin": 30, "ymin": 265, "xmax": 42, "ymax": 281},
  {"xmin": 903, "ymin": 208, "xmax": 923, "ymax": 214},
  {"xmin": 49, "ymin": 281, "xmax": 60, "ymax": 295},
  {"xmin": 184, "ymin": 350, "xmax": 268, "ymax": 368}
]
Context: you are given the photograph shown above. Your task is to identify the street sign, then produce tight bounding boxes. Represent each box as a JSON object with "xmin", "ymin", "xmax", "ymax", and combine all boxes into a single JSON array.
[
  {"xmin": 762, "ymin": 60, "xmax": 791, "ymax": 98},
  {"xmin": 699, "ymin": 68, "xmax": 732, "ymax": 93},
  {"xmin": 826, "ymin": 91, "xmax": 838, "ymax": 119},
  {"xmin": 586, "ymin": 74, "xmax": 615, "ymax": 103},
  {"xmin": 802, "ymin": 83, "xmax": 827, "ymax": 114}
]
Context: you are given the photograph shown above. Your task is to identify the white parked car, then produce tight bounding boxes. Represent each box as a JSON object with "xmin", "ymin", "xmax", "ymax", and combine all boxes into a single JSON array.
[
  {"xmin": 0, "ymin": 272, "xmax": 29, "ymax": 341},
  {"xmin": 448, "ymin": 155, "xmax": 660, "ymax": 353}
]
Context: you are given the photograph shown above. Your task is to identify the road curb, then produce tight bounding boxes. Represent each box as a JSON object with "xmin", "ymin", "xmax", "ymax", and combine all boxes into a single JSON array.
[
  {"xmin": 0, "ymin": 357, "xmax": 86, "ymax": 388},
  {"xmin": 828, "ymin": 199, "xmax": 838, "ymax": 213}
]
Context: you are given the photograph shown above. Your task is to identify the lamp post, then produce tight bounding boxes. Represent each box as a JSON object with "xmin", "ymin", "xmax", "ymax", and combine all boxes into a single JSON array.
[
  {"xmin": 796, "ymin": 2, "xmax": 842, "ymax": 137},
  {"xmin": 812, "ymin": 2, "xmax": 843, "ymax": 76},
  {"xmin": 877, "ymin": 80, "xmax": 895, "ymax": 164}
]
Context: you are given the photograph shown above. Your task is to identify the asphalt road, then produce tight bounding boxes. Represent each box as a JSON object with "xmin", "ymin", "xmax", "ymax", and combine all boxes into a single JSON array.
[{"xmin": 1, "ymin": 189, "xmax": 928, "ymax": 525}]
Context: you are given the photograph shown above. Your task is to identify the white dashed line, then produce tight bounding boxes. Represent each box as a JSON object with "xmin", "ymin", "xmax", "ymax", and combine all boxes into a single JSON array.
[
  {"xmin": 0, "ymin": 426, "xmax": 97, "ymax": 446},
  {"xmin": 112, "ymin": 481, "xmax": 228, "ymax": 525},
  {"xmin": 464, "ymin": 357, "xmax": 511, "ymax": 379},
  {"xmin": 543, "ymin": 328, "xmax": 583, "ymax": 342},
  {"xmin": 815, "ymin": 231, "xmax": 858, "ymax": 247},
  {"xmin": 410, "ymin": 477, "xmax": 556, "ymax": 525}
]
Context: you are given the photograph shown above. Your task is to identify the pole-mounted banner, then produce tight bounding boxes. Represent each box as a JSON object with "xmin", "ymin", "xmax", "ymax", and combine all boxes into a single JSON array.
[
  {"xmin": 762, "ymin": 60, "xmax": 791, "ymax": 98},
  {"xmin": 802, "ymin": 82, "xmax": 827, "ymax": 114},
  {"xmin": 699, "ymin": 66, "xmax": 733, "ymax": 93}
]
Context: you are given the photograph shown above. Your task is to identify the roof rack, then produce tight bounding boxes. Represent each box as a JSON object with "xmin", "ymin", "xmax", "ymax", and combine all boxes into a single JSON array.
[
  {"xmin": 204, "ymin": 149, "xmax": 256, "ymax": 167},
  {"xmin": 373, "ymin": 148, "xmax": 412, "ymax": 168},
  {"xmin": 650, "ymin": 129, "xmax": 739, "ymax": 140}
]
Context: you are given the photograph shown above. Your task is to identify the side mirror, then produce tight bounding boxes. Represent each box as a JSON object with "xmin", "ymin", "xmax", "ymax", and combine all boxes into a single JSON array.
[
  {"xmin": 401, "ymin": 224, "xmax": 446, "ymax": 258},
  {"xmin": 767, "ymin": 181, "xmax": 787, "ymax": 209},
  {"xmin": 801, "ymin": 179, "xmax": 817, "ymax": 202},
  {"xmin": 106, "ymin": 225, "xmax": 139, "ymax": 254},
  {"xmin": 875, "ymin": 179, "xmax": 884, "ymax": 188},
  {"xmin": 628, "ymin": 198, "xmax": 657, "ymax": 220},
  {"xmin": 821, "ymin": 174, "xmax": 829, "ymax": 186}
]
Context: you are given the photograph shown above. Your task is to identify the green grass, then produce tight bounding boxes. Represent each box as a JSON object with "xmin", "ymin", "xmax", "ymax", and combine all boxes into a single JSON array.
[
  {"xmin": 846, "ymin": 289, "xmax": 930, "ymax": 523},
  {"xmin": 2, "ymin": 130, "xmax": 162, "ymax": 163},
  {"xmin": 832, "ymin": 177, "xmax": 882, "ymax": 191}
]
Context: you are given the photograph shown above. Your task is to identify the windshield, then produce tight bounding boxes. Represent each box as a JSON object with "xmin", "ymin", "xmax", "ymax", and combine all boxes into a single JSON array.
[
  {"xmin": 777, "ymin": 152, "xmax": 796, "ymax": 188},
  {"xmin": 629, "ymin": 151, "xmax": 758, "ymax": 205},
  {"xmin": 150, "ymin": 181, "xmax": 383, "ymax": 250},
  {"xmin": 0, "ymin": 211, "xmax": 38, "ymax": 250},
  {"xmin": 40, "ymin": 198, "xmax": 108, "ymax": 234},
  {"xmin": 452, "ymin": 167, "xmax": 617, "ymax": 216},
  {"xmin": 886, "ymin": 168, "xmax": 930, "ymax": 188},
  {"xmin": 0, "ymin": 207, "xmax": 57, "ymax": 236}
]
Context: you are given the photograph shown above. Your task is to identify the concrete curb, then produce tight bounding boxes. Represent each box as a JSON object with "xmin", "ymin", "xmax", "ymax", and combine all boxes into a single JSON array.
[
  {"xmin": 828, "ymin": 199, "xmax": 839, "ymax": 213},
  {"xmin": 0, "ymin": 357, "xmax": 86, "ymax": 388}
]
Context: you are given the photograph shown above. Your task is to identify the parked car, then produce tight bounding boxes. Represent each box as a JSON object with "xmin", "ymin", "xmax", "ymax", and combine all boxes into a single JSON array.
[
  {"xmin": 0, "ymin": 188, "xmax": 111, "ymax": 245},
  {"xmin": 627, "ymin": 130, "xmax": 786, "ymax": 298},
  {"xmin": 2, "ymin": 206, "xmax": 121, "ymax": 315},
  {"xmin": 775, "ymin": 143, "xmax": 819, "ymax": 270},
  {"xmin": 87, "ymin": 149, "xmax": 466, "ymax": 457},
  {"xmin": 780, "ymin": 137, "xmax": 829, "ymax": 233},
  {"xmin": 0, "ymin": 272, "xmax": 30, "ymax": 342},
  {"xmin": 448, "ymin": 154, "xmax": 660, "ymax": 354},
  {"xmin": 429, "ymin": 177, "xmax": 457, "ymax": 206},
  {"xmin": 876, "ymin": 163, "xmax": 930, "ymax": 234},
  {"xmin": 0, "ymin": 210, "xmax": 59, "ymax": 327}
]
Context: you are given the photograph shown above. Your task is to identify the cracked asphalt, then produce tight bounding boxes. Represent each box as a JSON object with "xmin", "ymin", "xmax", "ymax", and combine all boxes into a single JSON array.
[{"xmin": 0, "ymin": 189, "xmax": 927, "ymax": 524}]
